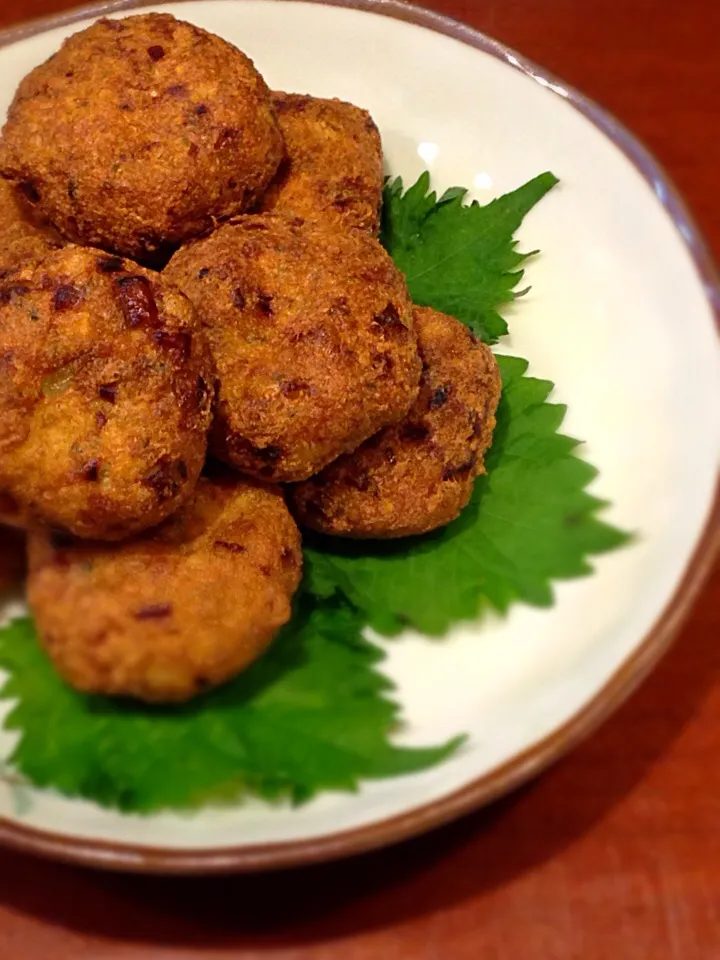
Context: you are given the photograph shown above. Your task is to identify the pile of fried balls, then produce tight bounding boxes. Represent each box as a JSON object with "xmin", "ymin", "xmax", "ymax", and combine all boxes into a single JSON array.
[{"xmin": 0, "ymin": 14, "xmax": 501, "ymax": 702}]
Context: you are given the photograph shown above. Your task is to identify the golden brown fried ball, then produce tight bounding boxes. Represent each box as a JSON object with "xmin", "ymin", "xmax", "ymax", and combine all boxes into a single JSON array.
[
  {"xmin": 0, "ymin": 180, "xmax": 63, "ymax": 279},
  {"xmin": 259, "ymin": 93, "xmax": 383, "ymax": 233},
  {"xmin": 0, "ymin": 246, "xmax": 215, "ymax": 540},
  {"xmin": 165, "ymin": 215, "xmax": 421, "ymax": 482},
  {"xmin": 290, "ymin": 307, "xmax": 502, "ymax": 538},
  {"xmin": 0, "ymin": 14, "xmax": 284, "ymax": 264},
  {"xmin": 27, "ymin": 474, "xmax": 302, "ymax": 702},
  {"xmin": 0, "ymin": 526, "xmax": 25, "ymax": 593}
]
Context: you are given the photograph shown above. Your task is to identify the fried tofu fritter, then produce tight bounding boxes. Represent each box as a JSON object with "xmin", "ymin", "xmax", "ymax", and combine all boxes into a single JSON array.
[
  {"xmin": 27, "ymin": 474, "xmax": 302, "ymax": 702},
  {"xmin": 259, "ymin": 93, "xmax": 384, "ymax": 234},
  {"xmin": 0, "ymin": 14, "xmax": 503, "ymax": 707},
  {"xmin": 290, "ymin": 307, "xmax": 502, "ymax": 538},
  {"xmin": 0, "ymin": 246, "xmax": 215, "ymax": 540},
  {"xmin": 0, "ymin": 14, "xmax": 284, "ymax": 263},
  {"xmin": 165, "ymin": 215, "xmax": 421, "ymax": 482}
]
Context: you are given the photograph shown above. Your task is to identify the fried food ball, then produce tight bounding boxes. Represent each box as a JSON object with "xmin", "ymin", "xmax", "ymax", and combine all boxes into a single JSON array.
[
  {"xmin": 0, "ymin": 14, "xmax": 284, "ymax": 264},
  {"xmin": 258, "ymin": 93, "xmax": 383, "ymax": 234},
  {"xmin": 0, "ymin": 246, "xmax": 215, "ymax": 540},
  {"xmin": 0, "ymin": 179, "xmax": 63, "ymax": 279},
  {"xmin": 0, "ymin": 526, "xmax": 25, "ymax": 593},
  {"xmin": 290, "ymin": 307, "xmax": 502, "ymax": 538},
  {"xmin": 165, "ymin": 215, "xmax": 421, "ymax": 482},
  {"xmin": 27, "ymin": 474, "xmax": 302, "ymax": 702}
]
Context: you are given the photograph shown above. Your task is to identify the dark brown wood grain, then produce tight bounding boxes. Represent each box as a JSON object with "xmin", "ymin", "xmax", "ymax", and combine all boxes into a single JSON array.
[{"xmin": 0, "ymin": 0, "xmax": 718, "ymax": 956}]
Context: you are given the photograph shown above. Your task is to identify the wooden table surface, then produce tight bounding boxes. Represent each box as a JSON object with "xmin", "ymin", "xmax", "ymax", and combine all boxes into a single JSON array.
[{"xmin": 0, "ymin": 0, "xmax": 718, "ymax": 957}]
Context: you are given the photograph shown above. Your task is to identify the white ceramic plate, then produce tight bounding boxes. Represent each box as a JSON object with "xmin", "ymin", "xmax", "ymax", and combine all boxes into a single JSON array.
[{"xmin": 0, "ymin": 0, "xmax": 718, "ymax": 873}]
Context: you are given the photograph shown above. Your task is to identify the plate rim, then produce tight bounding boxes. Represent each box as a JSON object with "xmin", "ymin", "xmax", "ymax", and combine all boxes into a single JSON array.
[{"xmin": 0, "ymin": 0, "xmax": 718, "ymax": 875}]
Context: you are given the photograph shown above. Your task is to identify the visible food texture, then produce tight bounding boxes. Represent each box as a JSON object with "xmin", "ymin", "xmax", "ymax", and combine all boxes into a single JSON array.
[
  {"xmin": 0, "ymin": 11, "xmax": 515, "ymax": 710},
  {"xmin": 259, "ymin": 93, "xmax": 384, "ymax": 234},
  {"xmin": 0, "ymin": 0, "xmax": 634, "ymax": 830},
  {"xmin": 165, "ymin": 215, "xmax": 422, "ymax": 482},
  {"xmin": 27, "ymin": 473, "xmax": 302, "ymax": 701},
  {"xmin": 0, "ymin": 179, "xmax": 64, "ymax": 279},
  {"xmin": 0, "ymin": 246, "xmax": 215, "ymax": 539},
  {"xmin": 0, "ymin": 14, "xmax": 284, "ymax": 263},
  {"xmin": 290, "ymin": 307, "xmax": 502, "ymax": 537}
]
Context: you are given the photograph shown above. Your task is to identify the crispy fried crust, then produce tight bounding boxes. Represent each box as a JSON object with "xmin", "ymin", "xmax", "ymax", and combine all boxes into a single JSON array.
[
  {"xmin": 0, "ymin": 526, "xmax": 25, "ymax": 592},
  {"xmin": 290, "ymin": 307, "xmax": 502, "ymax": 537},
  {"xmin": 0, "ymin": 14, "xmax": 284, "ymax": 263},
  {"xmin": 0, "ymin": 246, "xmax": 215, "ymax": 539},
  {"xmin": 27, "ymin": 474, "xmax": 302, "ymax": 702},
  {"xmin": 165, "ymin": 215, "xmax": 421, "ymax": 482},
  {"xmin": 0, "ymin": 179, "xmax": 64, "ymax": 279},
  {"xmin": 259, "ymin": 93, "xmax": 383, "ymax": 234}
]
